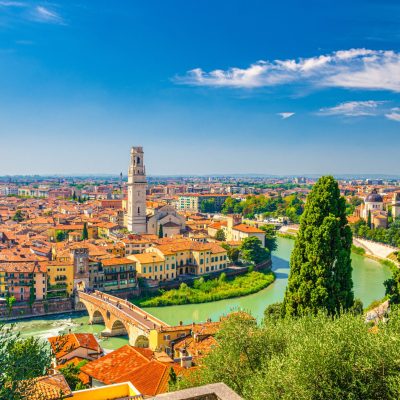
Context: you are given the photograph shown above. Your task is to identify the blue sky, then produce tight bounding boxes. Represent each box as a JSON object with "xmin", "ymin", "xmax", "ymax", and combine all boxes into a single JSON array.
[{"xmin": 0, "ymin": 0, "xmax": 399, "ymax": 175}]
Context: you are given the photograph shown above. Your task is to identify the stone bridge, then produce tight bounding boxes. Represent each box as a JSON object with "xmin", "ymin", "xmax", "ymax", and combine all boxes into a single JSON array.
[{"xmin": 76, "ymin": 290, "xmax": 169, "ymax": 347}]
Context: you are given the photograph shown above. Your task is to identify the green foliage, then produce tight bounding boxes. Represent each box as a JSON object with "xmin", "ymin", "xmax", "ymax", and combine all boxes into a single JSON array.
[
  {"xmin": 55, "ymin": 230, "xmax": 66, "ymax": 242},
  {"xmin": 350, "ymin": 298, "xmax": 364, "ymax": 315},
  {"xmin": 139, "ymin": 271, "xmax": 275, "ymax": 307},
  {"xmin": 28, "ymin": 284, "xmax": 36, "ymax": 310},
  {"xmin": 259, "ymin": 224, "xmax": 277, "ymax": 252},
  {"xmin": 5, "ymin": 295, "xmax": 16, "ymax": 317},
  {"xmin": 81, "ymin": 222, "xmax": 89, "ymax": 240},
  {"xmin": 263, "ymin": 302, "xmax": 283, "ymax": 320},
  {"xmin": 222, "ymin": 194, "xmax": 304, "ymax": 222},
  {"xmin": 215, "ymin": 229, "xmax": 226, "ymax": 241},
  {"xmin": 12, "ymin": 209, "xmax": 24, "ymax": 222},
  {"xmin": 283, "ymin": 176, "xmax": 354, "ymax": 317},
  {"xmin": 177, "ymin": 310, "xmax": 400, "ymax": 399},
  {"xmin": 240, "ymin": 236, "xmax": 270, "ymax": 265},
  {"xmin": 351, "ymin": 244, "xmax": 366, "ymax": 255},
  {"xmin": 351, "ymin": 219, "xmax": 400, "ymax": 248},
  {"xmin": 168, "ymin": 367, "xmax": 178, "ymax": 391},
  {"xmin": 0, "ymin": 323, "xmax": 52, "ymax": 399},
  {"xmin": 59, "ymin": 360, "xmax": 88, "ymax": 391},
  {"xmin": 385, "ymin": 267, "xmax": 400, "ymax": 304},
  {"xmin": 158, "ymin": 224, "xmax": 164, "ymax": 238},
  {"xmin": 200, "ymin": 198, "xmax": 220, "ymax": 213},
  {"xmin": 228, "ymin": 247, "xmax": 240, "ymax": 264},
  {"xmin": 367, "ymin": 210, "xmax": 372, "ymax": 228}
]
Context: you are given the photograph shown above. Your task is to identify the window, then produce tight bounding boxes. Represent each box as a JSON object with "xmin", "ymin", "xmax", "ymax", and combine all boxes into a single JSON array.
[
  {"xmin": 155, "ymin": 266, "xmax": 158, "ymax": 272},
  {"xmin": 143, "ymin": 266, "xmax": 146, "ymax": 273},
  {"xmin": 200, "ymin": 259, "xmax": 204, "ymax": 265},
  {"xmin": 160, "ymin": 265, "xmax": 163, "ymax": 271},
  {"xmin": 149, "ymin": 266, "xmax": 152, "ymax": 273},
  {"xmin": 164, "ymin": 334, "xmax": 170, "ymax": 340}
]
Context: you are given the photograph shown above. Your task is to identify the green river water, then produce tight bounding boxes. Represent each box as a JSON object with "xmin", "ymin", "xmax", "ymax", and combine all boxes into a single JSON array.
[{"xmin": 8, "ymin": 237, "xmax": 392, "ymax": 351}]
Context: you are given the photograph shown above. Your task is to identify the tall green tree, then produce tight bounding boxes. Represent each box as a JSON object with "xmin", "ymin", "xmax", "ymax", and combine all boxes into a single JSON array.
[
  {"xmin": 283, "ymin": 176, "xmax": 354, "ymax": 316},
  {"xmin": 367, "ymin": 210, "xmax": 372, "ymax": 229},
  {"xmin": 259, "ymin": 224, "xmax": 277, "ymax": 252},
  {"xmin": 0, "ymin": 324, "xmax": 52, "ymax": 399},
  {"xmin": 12, "ymin": 209, "xmax": 24, "ymax": 222},
  {"xmin": 81, "ymin": 222, "xmax": 88, "ymax": 240},
  {"xmin": 158, "ymin": 224, "xmax": 164, "ymax": 238},
  {"xmin": 215, "ymin": 229, "xmax": 226, "ymax": 241},
  {"xmin": 240, "ymin": 237, "xmax": 270, "ymax": 265}
]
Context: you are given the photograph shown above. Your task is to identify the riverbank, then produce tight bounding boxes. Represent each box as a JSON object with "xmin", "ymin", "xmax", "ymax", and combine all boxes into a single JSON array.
[
  {"xmin": 137, "ymin": 270, "xmax": 275, "ymax": 307},
  {"xmin": 6, "ymin": 237, "xmax": 393, "ymax": 347}
]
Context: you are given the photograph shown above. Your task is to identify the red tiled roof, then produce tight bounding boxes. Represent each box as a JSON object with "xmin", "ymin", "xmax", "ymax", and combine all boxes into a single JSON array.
[
  {"xmin": 80, "ymin": 345, "xmax": 150, "ymax": 384},
  {"xmin": 48, "ymin": 333, "xmax": 101, "ymax": 360}
]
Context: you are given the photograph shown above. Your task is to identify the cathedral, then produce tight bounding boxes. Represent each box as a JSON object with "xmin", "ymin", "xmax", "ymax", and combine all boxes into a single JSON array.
[{"xmin": 126, "ymin": 146, "xmax": 185, "ymax": 236}]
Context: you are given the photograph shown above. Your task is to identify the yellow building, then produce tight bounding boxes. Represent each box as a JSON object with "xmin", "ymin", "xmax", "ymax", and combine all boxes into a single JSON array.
[
  {"xmin": 128, "ymin": 252, "xmax": 174, "ymax": 281},
  {"xmin": 129, "ymin": 240, "xmax": 228, "ymax": 282},
  {"xmin": 43, "ymin": 260, "xmax": 74, "ymax": 296},
  {"xmin": 148, "ymin": 325, "xmax": 192, "ymax": 353}
]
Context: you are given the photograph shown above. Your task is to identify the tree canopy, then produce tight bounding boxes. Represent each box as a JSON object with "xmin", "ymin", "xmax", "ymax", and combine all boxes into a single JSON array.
[
  {"xmin": 176, "ymin": 310, "xmax": 400, "ymax": 399},
  {"xmin": 239, "ymin": 237, "xmax": 270, "ymax": 265},
  {"xmin": 283, "ymin": 176, "xmax": 354, "ymax": 316}
]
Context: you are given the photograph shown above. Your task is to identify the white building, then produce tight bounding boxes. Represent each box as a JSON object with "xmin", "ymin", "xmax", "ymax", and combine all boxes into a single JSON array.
[
  {"xmin": 126, "ymin": 146, "xmax": 147, "ymax": 234},
  {"xmin": 361, "ymin": 188, "xmax": 384, "ymax": 219}
]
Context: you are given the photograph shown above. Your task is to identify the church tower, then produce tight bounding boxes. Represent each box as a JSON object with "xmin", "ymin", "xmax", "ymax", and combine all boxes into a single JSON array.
[{"xmin": 127, "ymin": 146, "xmax": 147, "ymax": 233}]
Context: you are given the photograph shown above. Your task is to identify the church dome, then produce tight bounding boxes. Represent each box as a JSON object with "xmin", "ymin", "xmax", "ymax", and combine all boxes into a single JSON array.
[{"xmin": 365, "ymin": 189, "xmax": 383, "ymax": 203}]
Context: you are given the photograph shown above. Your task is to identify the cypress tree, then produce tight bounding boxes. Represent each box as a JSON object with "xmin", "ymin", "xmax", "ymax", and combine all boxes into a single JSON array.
[
  {"xmin": 367, "ymin": 210, "xmax": 372, "ymax": 229},
  {"xmin": 158, "ymin": 224, "xmax": 164, "ymax": 238},
  {"xmin": 283, "ymin": 176, "xmax": 354, "ymax": 316},
  {"xmin": 82, "ymin": 222, "xmax": 89, "ymax": 240}
]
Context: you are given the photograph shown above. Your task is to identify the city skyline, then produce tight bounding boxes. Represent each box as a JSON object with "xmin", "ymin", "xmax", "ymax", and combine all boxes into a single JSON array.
[{"xmin": 0, "ymin": 0, "xmax": 399, "ymax": 175}]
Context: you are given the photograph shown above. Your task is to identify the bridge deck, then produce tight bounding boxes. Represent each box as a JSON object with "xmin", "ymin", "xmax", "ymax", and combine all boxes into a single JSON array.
[{"xmin": 78, "ymin": 291, "xmax": 169, "ymax": 331}]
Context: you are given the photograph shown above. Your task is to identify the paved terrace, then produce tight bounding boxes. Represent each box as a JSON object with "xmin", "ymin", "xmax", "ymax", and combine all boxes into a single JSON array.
[{"xmin": 78, "ymin": 290, "xmax": 169, "ymax": 331}]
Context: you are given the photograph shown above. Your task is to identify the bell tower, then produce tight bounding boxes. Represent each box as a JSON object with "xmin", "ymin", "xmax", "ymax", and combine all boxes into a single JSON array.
[{"xmin": 126, "ymin": 146, "xmax": 147, "ymax": 233}]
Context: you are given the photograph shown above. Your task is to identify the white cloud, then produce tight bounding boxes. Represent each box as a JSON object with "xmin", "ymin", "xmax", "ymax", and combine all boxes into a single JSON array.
[
  {"xmin": 176, "ymin": 49, "xmax": 400, "ymax": 92},
  {"xmin": 385, "ymin": 108, "xmax": 400, "ymax": 122},
  {"xmin": 31, "ymin": 6, "xmax": 64, "ymax": 24},
  {"xmin": 0, "ymin": 1, "xmax": 25, "ymax": 6},
  {"xmin": 278, "ymin": 112, "xmax": 295, "ymax": 119},
  {"xmin": 318, "ymin": 101, "xmax": 384, "ymax": 117}
]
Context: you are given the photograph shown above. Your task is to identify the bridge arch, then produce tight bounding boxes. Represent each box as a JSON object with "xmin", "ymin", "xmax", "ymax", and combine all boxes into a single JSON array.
[
  {"xmin": 106, "ymin": 319, "xmax": 128, "ymax": 337},
  {"xmin": 92, "ymin": 310, "xmax": 105, "ymax": 324}
]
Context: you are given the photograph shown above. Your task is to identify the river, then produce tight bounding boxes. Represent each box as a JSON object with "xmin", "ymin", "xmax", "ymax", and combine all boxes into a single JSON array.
[{"xmin": 8, "ymin": 237, "xmax": 392, "ymax": 350}]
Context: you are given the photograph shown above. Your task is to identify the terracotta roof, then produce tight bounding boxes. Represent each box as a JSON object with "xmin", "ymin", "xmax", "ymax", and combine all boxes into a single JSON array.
[
  {"xmin": 81, "ymin": 345, "xmax": 152, "ymax": 384},
  {"xmin": 232, "ymin": 223, "xmax": 264, "ymax": 234},
  {"xmin": 115, "ymin": 360, "xmax": 185, "ymax": 396},
  {"xmin": 101, "ymin": 257, "xmax": 135, "ymax": 266},
  {"xmin": 48, "ymin": 333, "xmax": 101, "ymax": 360},
  {"xmin": 131, "ymin": 253, "xmax": 165, "ymax": 264},
  {"xmin": 19, "ymin": 373, "xmax": 72, "ymax": 400}
]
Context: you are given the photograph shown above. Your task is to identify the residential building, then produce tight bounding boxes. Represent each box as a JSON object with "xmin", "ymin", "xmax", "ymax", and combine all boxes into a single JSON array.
[
  {"xmin": 81, "ymin": 345, "xmax": 186, "ymax": 397},
  {"xmin": 101, "ymin": 257, "xmax": 137, "ymax": 291},
  {"xmin": 48, "ymin": 333, "xmax": 104, "ymax": 365},
  {"xmin": 43, "ymin": 260, "xmax": 74, "ymax": 297},
  {"xmin": 0, "ymin": 262, "xmax": 47, "ymax": 301}
]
